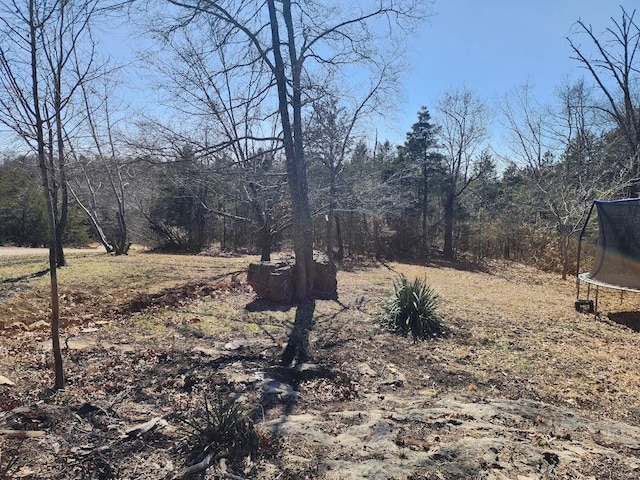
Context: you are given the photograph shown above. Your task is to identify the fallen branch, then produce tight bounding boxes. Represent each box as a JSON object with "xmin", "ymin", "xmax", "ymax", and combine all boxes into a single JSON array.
[
  {"xmin": 0, "ymin": 430, "xmax": 45, "ymax": 438},
  {"xmin": 178, "ymin": 453, "xmax": 213, "ymax": 478},
  {"xmin": 123, "ymin": 417, "xmax": 167, "ymax": 439}
]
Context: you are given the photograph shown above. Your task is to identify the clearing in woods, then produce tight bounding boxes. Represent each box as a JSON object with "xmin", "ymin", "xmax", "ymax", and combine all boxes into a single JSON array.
[{"xmin": 1, "ymin": 249, "xmax": 640, "ymax": 479}]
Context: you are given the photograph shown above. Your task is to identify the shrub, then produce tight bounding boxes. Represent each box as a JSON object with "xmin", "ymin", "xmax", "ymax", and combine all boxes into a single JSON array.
[
  {"xmin": 381, "ymin": 275, "xmax": 443, "ymax": 341},
  {"xmin": 176, "ymin": 396, "xmax": 258, "ymax": 471}
]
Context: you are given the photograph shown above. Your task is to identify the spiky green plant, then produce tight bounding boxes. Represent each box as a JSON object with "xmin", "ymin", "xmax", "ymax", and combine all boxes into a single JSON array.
[
  {"xmin": 176, "ymin": 396, "xmax": 258, "ymax": 469},
  {"xmin": 381, "ymin": 275, "xmax": 442, "ymax": 341}
]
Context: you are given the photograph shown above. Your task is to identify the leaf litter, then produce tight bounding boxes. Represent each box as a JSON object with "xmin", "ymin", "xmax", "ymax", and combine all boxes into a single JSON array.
[{"xmin": 2, "ymin": 253, "xmax": 640, "ymax": 478}]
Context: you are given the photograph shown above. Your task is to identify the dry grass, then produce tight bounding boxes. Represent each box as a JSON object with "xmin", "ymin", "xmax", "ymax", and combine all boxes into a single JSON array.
[{"xmin": 2, "ymin": 250, "xmax": 640, "ymax": 478}]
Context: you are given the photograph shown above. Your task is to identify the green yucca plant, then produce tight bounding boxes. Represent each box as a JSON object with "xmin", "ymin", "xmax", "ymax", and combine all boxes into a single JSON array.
[
  {"xmin": 176, "ymin": 396, "xmax": 258, "ymax": 468},
  {"xmin": 381, "ymin": 275, "xmax": 442, "ymax": 341}
]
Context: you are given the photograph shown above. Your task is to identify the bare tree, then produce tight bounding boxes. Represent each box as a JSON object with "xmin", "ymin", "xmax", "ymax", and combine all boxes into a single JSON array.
[
  {"xmin": 147, "ymin": 23, "xmax": 289, "ymax": 260},
  {"xmin": 67, "ymin": 71, "xmax": 134, "ymax": 255},
  {"xmin": 341, "ymin": 139, "xmax": 406, "ymax": 258},
  {"xmin": 501, "ymin": 81, "xmax": 628, "ymax": 279},
  {"xmin": 305, "ymin": 76, "xmax": 388, "ymax": 263},
  {"xmin": 501, "ymin": 83, "xmax": 550, "ymax": 170},
  {"xmin": 0, "ymin": 0, "xmax": 100, "ymax": 390},
  {"xmin": 436, "ymin": 88, "xmax": 490, "ymax": 260},
  {"xmin": 568, "ymin": 7, "xmax": 640, "ymax": 184},
  {"xmin": 163, "ymin": 0, "xmax": 427, "ymax": 301}
]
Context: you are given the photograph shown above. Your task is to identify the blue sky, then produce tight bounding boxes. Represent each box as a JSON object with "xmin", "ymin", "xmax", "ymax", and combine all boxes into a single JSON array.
[
  {"xmin": 3, "ymin": 0, "xmax": 635, "ymax": 156},
  {"xmin": 383, "ymin": 0, "xmax": 638, "ymax": 146}
]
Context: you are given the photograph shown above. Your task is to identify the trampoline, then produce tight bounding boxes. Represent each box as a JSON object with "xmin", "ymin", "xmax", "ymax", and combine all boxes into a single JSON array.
[{"xmin": 576, "ymin": 198, "xmax": 640, "ymax": 313}]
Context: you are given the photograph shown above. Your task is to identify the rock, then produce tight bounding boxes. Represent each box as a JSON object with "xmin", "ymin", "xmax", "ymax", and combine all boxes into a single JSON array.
[
  {"xmin": 8, "ymin": 322, "xmax": 28, "ymax": 331},
  {"xmin": 263, "ymin": 379, "xmax": 299, "ymax": 398},
  {"xmin": 358, "ymin": 363, "xmax": 377, "ymax": 376},
  {"xmin": 123, "ymin": 417, "xmax": 168, "ymax": 439},
  {"xmin": 247, "ymin": 251, "xmax": 338, "ymax": 303},
  {"xmin": 0, "ymin": 375, "xmax": 15, "ymax": 386},
  {"xmin": 223, "ymin": 341, "xmax": 243, "ymax": 351},
  {"xmin": 312, "ymin": 252, "xmax": 338, "ymax": 300},
  {"xmin": 65, "ymin": 337, "xmax": 94, "ymax": 351},
  {"xmin": 247, "ymin": 262, "xmax": 293, "ymax": 303},
  {"xmin": 380, "ymin": 365, "xmax": 406, "ymax": 386},
  {"xmin": 191, "ymin": 346, "xmax": 222, "ymax": 357}
]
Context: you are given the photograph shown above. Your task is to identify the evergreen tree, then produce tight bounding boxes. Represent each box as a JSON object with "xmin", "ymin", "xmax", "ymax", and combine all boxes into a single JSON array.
[{"xmin": 398, "ymin": 106, "xmax": 445, "ymax": 255}]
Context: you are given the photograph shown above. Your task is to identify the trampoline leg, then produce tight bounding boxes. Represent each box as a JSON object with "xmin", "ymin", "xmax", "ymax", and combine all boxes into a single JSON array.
[
  {"xmin": 575, "ymin": 282, "xmax": 595, "ymax": 313},
  {"xmin": 595, "ymin": 286, "xmax": 599, "ymax": 314}
]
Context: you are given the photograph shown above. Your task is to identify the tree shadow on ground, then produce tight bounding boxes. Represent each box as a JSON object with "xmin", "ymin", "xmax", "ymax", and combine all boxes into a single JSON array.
[
  {"xmin": 281, "ymin": 301, "xmax": 315, "ymax": 366},
  {"xmin": 339, "ymin": 257, "xmax": 386, "ymax": 273},
  {"xmin": 607, "ymin": 312, "xmax": 640, "ymax": 332},
  {"xmin": 339, "ymin": 256, "xmax": 489, "ymax": 274},
  {"xmin": 0, "ymin": 268, "xmax": 49, "ymax": 284},
  {"xmin": 244, "ymin": 299, "xmax": 292, "ymax": 313},
  {"xmin": 250, "ymin": 302, "xmax": 318, "ymax": 435},
  {"xmin": 420, "ymin": 258, "xmax": 489, "ymax": 274}
]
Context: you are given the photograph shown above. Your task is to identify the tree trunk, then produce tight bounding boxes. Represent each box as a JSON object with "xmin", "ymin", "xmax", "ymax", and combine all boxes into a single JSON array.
[
  {"xmin": 221, "ymin": 204, "xmax": 227, "ymax": 250},
  {"xmin": 54, "ymin": 189, "xmax": 67, "ymax": 266},
  {"xmin": 326, "ymin": 180, "xmax": 336, "ymax": 263},
  {"xmin": 54, "ymin": 16, "xmax": 67, "ymax": 268},
  {"xmin": 422, "ymin": 164, "xmax": 428, "ymax": 255},
  {"xmin": 29, "ymin": 0, "xmax": 63, "ymax": 390},
  {"xmin": 443, "ymin": 188, "xmax": 455, "ymax": 260},
  {"xmin": 373, "ymin": 216, "xmax": 381, "ymax": 258},
  {"xmin": 268, "ymin": 0, "xmax": 314, "ymax": 302},
  {"xmin": 68, "ymin": 185, "xmax": 114, "ymax": 253},
  {"xmin": 54, "ymin": 120, "xmax": 67, "ymax": 267},
  {"xmin": 335, "ymin": 214, "xmax": 344, "ymax": 261},
  {"xmin": 233, "ymin": 203, "xmax": 239, "ymax": 252},
  {"xmin": 259, "ymin": 223, "xmax": 272, "ymax": 262},
  {"xmin": 114, "ymin": 207, "xmax": 130, "ymax": 255},
  {"xmin": 561, "ymin": 235, "xmax": 570, "ymax": 281}
]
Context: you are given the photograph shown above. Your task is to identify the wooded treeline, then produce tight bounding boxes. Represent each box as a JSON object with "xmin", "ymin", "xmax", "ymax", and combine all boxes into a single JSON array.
[{"xmin": 0, "ymin": 3, "xmax": 638, "ymax": 277}]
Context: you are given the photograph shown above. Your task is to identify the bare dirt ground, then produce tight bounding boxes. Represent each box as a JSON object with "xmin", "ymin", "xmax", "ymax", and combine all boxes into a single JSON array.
[{"xmin": 2, "ymin": 251, "xmax": 640, "ymax": 479}]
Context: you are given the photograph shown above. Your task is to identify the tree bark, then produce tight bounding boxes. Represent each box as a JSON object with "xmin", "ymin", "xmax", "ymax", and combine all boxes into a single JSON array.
[
  {"xmin": 267, "ymin": 0, "xmax": 314, "ymax": 302},
  {"xmin": 421, "ymin": 164, "xmax": 428, "ymax": 255},
  {"xmin": 29, "ymin": 0, "xmax": 63, "ymax": 390},
  {"xmin": 561, "ymin": 235, "xmax": 570, "ymax": 281},
  {"xmin": 259, "ymin": 223, "xmax": 272, "ymax": 261},
  {"xmin": 334, "ymin": 214, "xmax": 344, "ymax": 261},
  {"xmin": 443, "ymin": 188, "xmax": 455, "ymax": 260},
  {"xmin": 326, "ymin": 172, "xmax": 336, "ymax": 263}
]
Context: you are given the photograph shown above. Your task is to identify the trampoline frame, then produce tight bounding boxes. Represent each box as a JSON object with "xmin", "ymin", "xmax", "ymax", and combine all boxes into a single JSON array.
[{"xmin": 575, "ymin": 199, "xmax": 640, "ymax": 314}]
